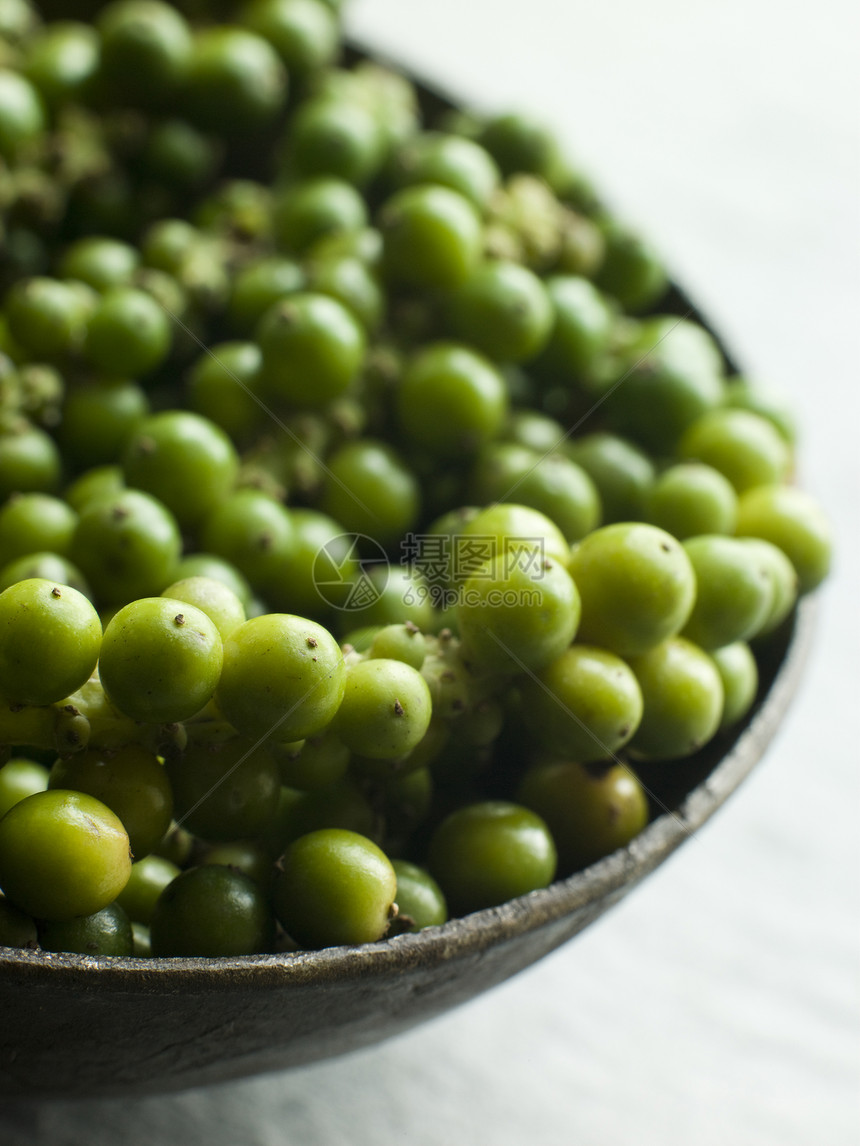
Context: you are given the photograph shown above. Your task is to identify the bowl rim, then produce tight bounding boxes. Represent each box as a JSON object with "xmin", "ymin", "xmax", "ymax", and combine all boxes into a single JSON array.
[{"xmin": 0, "ymin": 597, "xmax": 816, "ymax": 991}]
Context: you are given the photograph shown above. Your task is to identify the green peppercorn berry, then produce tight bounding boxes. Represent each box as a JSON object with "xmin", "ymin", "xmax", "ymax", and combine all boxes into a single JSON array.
[
  {"xmin": 427, "ymin": 800, "xmax": 557, "ymax": 916},
  {"xmin": 397, "ymin": 342, "xmax": 508, "ymax": 458},
  {"xmin": 199, "ymin": 488, "xmax": 296, "ymax": 593},
  {"xmin": 0, "ymin": 552, "xmax": 90, "ymax": 597},
  {"xmin": 0, "ymin": 789, "xmax": 131, "ymax": 921},
  {"xmin": 161, "ymin": 575, "xmax": 245, "ymax": 641},
  {"xmin": 287, "ymin": 96, "xmax": 384, "ymax": 185},
  {"xmin": 0, "ymin": 493, "xmax": 77, "ymax": 563},
  {"xmin": 391, "ymin": 859, "xmax": 447, "ymax": 931},
  {"xmin": 645, "ymin": 462, "xmax": 737, "ymax": 539},
  {"xmin": 533, "ymin": 275, "xmax": 615, "ymax": 385},
  {"xmin": 368, "ymin": 623, "xmax": 426, "ymax": 670},
  {"xmin": 334, "ymin": 657, "xmax": 432, "ymax": 761},
  {"xmin": 382, "ymin": 763, "xmax": 434, "ymax": 835},
  {"xmin": 63, "ymin": 464, "xmax": 125, "ymax": 514},
  {"xmin": 270, "ymin": 777, "xmax": 377, "ymax": 854},
  {"xmin": 738, "ymin": 538, "xmax": 798, "ymax": 635},
  {"xmin": 566, "ymin": 433, "xmax": 656, "ymax": 524},
  {"xmin": 241, "ymin": 0, "xmax": 339, "ymax": 82},
  {"xmin": 216, "ymin": 613, "xmax": 346, "ymax": 742},
  {"xmin": 318, "ymin": 439, "xmax": 420, "ymax": 548},
  {"xmin": 722, "ymin": 377, "xmax": 797, "ymax": 445},
  {"xmin": 151, "ymin": 822, "xmax": 194, "ymax": 868},
  {"xmin": 272, "ymin": 828, "xmax": 397, "ymax": 949},
  {"xmin": 469, "ymin": 443, "xmax": 601, "ymax": 544},
  {"xmin": 305, "ymin": 251, "xmax": 384, "ymax": 332},
  {"xmin": 517, "ymin": 760, "xmax": 649, "ymax": 875},
  {"xmin": 192, "ymin": 177, "xmax": 274, "ymax": 240},
  {"xmin": 5, "ymin": 276, "xmax": 91, "ymax": 360},
  {"xmin": 57, "ymin": 378, "xmax": 150, "ymax": 470},
  {"xmin": 478, "ymin": 112, "xmax": 561, "ymax": 180},
  {"xmin": 228, "ymin": 259, "xmax": 304, "ymax": 334},
  {"xmin": 276, "ymin": 729, "xmax": 350, "ymax": 791},
  {"xmin": 185, "ymin": 341, "xmax": 264, "ymax": 443},
  {"xmin": 556, "ymin": 209, "xmax": 606, "ymax": 277},
  {"xmin": 0, "ymin": 578, "xmax": 101, "ymax": 706},
  {"xmin": 150, "ymin": 864, "xmax": 275, "ymax": 956},
  {"xmin": 457, "ymin": 551, "xmax": 580, "ymax": 676},
  {"xmin": 140, "ymin": 218, "xmax": 199, "ymax": 275},
  {"xmin": 98, "ymin": 597, "xmax": 223, "ymax": 724},
  {"xmin": 71, "ymin": 488, "xmax": 181, "ymax": 605},
  {"xmin": 0, "ymin": 757, "xmax": 50, "ymax": 820},
  {"xmin": 139, "ymin": 118, "xmax": 221, "ymax": 192},
  {"xmin": 447, "ymin": 260, "xmax": 553, "ymax": 364},
  {"xmin": 518, "ymin": 645, "xmax": 643, "ymax": 762},
  {"xmin": 0, "ymin": 0, "xmax": 37, "ymax": 44},
  {"xmin": 38, "ymin": 902, "xmax": 134, "ymax": 956},
  {"xmin": 122, "ymin": 410, "xmax": 239, "ymax": 529},
  {"xmin": 184, "ymin": 26, "xmax": 287, "ymax": 135},
  {"xmin": 711, "ymin": 642, "xmax": 758, "ymax": 732},
  {"xmin": 131, "ymin": 921, "xmax": 149, "ymax": 954},
  {"xmin": 25, "ymin": 22, "xmax": 100, "ymax": 110},
  {"xmin": 503, "ymin": 410, "xmax": 567, "ymax": 455},
  {"xmin": 0, "ymin": 423, "xmax": 62, "ymax": 501},
  {"xmin": 200, "ymin": 840, "xmax": 274, "ymax": 892},
  {"xmin": 603, "ymin": 317, "xmax": 725, "ymax": 455},
  {"xmin": 680, "ymin": 535, "xmax": 773, "ymax": 650},
  {"xmin": 172, "ymin": 553, "xmax": 253, "ymax": 612},
  {"xmin": 84, "ymin": 287, "xmax": 172, "ymax": 378},
  {"xmin": 379, "ymin": 183, "xmax": 482, "ymax": 291},
  {"xmin": 264, "ymin": 507, "xmax": 356, "ymax": 615},
  {"xmin": 627, "ymin": 637, "xmax": 724, "ymax": 760},
  {"xmin": 678, "ymin": 408, "xmax": 791, "ymax": 494},
  {"xmin": 734, "ymin": 484, "xmax": 833, "ymax": 594},
  {"xmin": 0, "ymin": 69, "xmax": 46, "ymax": 161},
  {"xmin": 97, "ymin": 0, "xmax": 193, "ymax": 109},
  {"xmin": 338, "ymin": 564, "xmax": 436, "ymax": 634},
  {"xmin": 593, "ymin": 222, "xmax": 668, "ymax": 313},
  {"xmin": 257, "ymin": 292, "xmax": 365, "ymax": 408},
  {"xmin": 568, "ymin": 522, "xmax": 696, "ymax": 657},
  {"xmin": 115, "ymin": 853, "xmax": 180, "ymax": 924},
  {"xmin": 391, "ymin": 131, "xmax": 500, "ymax": 210},
  {"xmin": 273, "ymin": 177, "xmax": 368, "ymax": 254},
  {"xmin": 58, "ymin": 237, "xmax": 141, "ymax": 293}
]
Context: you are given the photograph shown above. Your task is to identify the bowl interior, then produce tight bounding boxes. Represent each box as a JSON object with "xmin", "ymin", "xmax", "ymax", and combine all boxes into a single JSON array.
[{"xmin": 0, "ymin": 46, "xmax": 818, "ymax": 1099}]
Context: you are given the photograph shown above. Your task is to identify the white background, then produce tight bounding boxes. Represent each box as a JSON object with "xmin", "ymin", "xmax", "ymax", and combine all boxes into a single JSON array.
[{"xmin": 4, "ymin": 0, "xmax": 859, "ymax": 1142}]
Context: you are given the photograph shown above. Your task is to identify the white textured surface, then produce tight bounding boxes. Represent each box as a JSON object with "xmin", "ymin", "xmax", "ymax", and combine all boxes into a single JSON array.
[{"xmin": 4, "ymin": 0, "xmax": 859, "ymax": 1141}]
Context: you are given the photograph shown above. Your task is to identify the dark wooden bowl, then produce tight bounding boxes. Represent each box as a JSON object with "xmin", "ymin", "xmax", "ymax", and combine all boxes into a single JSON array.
[{"xmin": 0, "ymin": 50, "xmax": 820, "ymax": 1101}]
